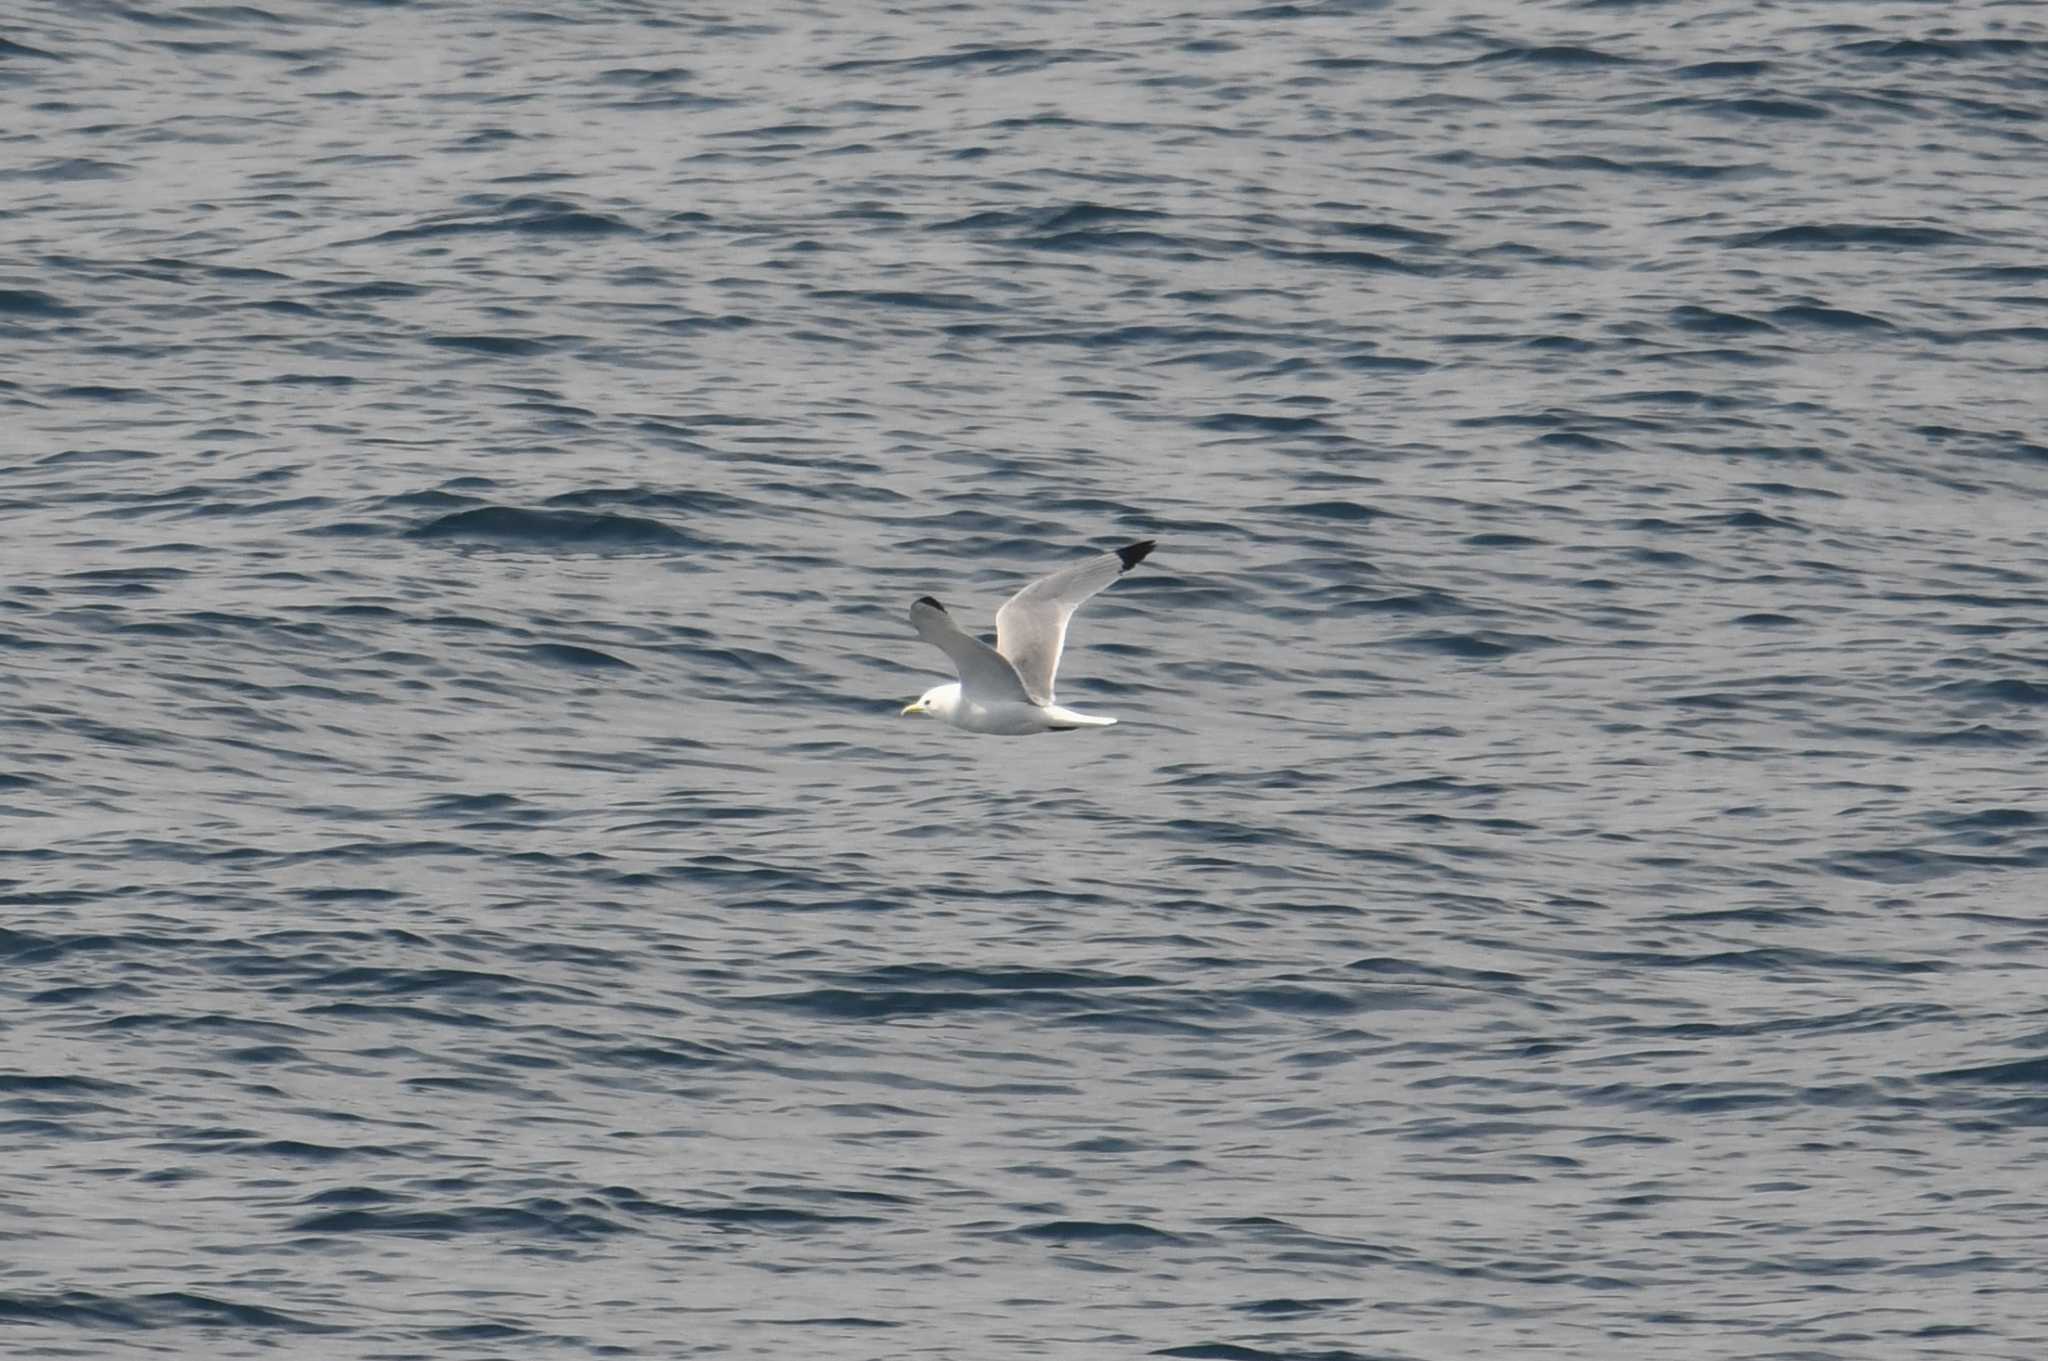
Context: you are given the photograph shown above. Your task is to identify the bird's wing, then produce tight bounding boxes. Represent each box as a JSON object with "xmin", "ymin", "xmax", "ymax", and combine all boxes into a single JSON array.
[
  {"xmin": 910, "ymin": 596, "xmax": 1034, "ymax": 704},
  {"xmin": 994, "ymin": 540, "xmax": 1155, "ymax": 705}
]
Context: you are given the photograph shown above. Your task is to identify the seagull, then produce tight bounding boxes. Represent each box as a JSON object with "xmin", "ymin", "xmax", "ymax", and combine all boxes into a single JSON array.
[{"xmin": 902, "ymin": 540, "xmax": 1156, "ymax": 735}]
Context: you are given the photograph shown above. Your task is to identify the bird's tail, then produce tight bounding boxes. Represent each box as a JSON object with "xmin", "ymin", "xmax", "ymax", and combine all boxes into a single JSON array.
[{"xmin": 1044, "ymin": 706, "xmax": 1117, "ymax": 729}]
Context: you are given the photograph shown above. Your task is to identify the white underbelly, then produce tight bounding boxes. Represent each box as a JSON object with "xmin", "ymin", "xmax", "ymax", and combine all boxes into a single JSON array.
[{"xmin": 954, "ymin": 699, "xmax": 1057, "ymax": 735}]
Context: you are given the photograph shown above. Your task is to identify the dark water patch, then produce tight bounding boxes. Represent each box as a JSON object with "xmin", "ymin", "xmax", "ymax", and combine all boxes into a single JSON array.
[
  {"xmin": 1903, "ymin": 724, "xmax": 2035, "ymax": 749},
  {"xmin": 592, "ymin": 1041, "xmax": 736, "ymax": 1072},
  {"xmin": 711, "ymin": 121, "xmax": 832, "ymax": 141},
  {"xmin": 321, "ymin": 279, "xmax": 428, "ymax": 300},
  {"xmin": 1932, "ymin": 678, "xmax": 2048, "ymax": 707},
  {"xmin": 1732, "ymin": 488, "xmax": 1837, "ymax": 512},
  {"xmin": 1944, "ymin": 325, "xmax": 2048, "ymax": 345},
  {"xmin": 1264, "ymin": 498, "xmax": 1381, "ymax": 523},
  {"xmin": 1243, "ymin": 1, "xmax": 1390, "ymax": 19},
  {"xmin": 0, "ymin": 288, "xmax": 81, "ymax": 316},
  {"xmin": 825, "ymin": 46, "xmax": 1106, "ymax": 76},
  {"xmin": 296, "ymin": 964, "xmax": 582, "ymax": 1004},
  {"xmin": 50, "ymin": 383, "xmax": 153, "ymax": 402},
  {"xmin": 1381, "ymin": 631, "xmax": 1547, "ymax": 660},
  {"xmin": 1230, "ymin": 1297, "xmax": 1357, "ymax": 1317},
  {"xmin": 0, "ymin": 1072, "xmax": 136, "ymax": 1096},
  {"xmin": 1840, "ymin": 38, "xmax": 2042, "ymax": 62},
  {"xmin": 1037, "ymin": 202, "xmax": 1170, "ymax": 232},
  {"xmin": 1925, "ymin": 1056, "xmax": 2048, "ymax": 1086},
  {"xmin": 1161, "ymin": 348, "xmax": 1277, "ymax": 371},
  {"xmin": 1008, "ymin": 1219, "xmax": 1189, "ymax": 1246},
  {"xmin": 1728, "ymin": 223, "xmax": 1980, "ymax": 249},
  {"xmin": 1670, "ymin": 305, "xmax": 1776, "ymax": 335},
  {"xmin": 842, "ymin": 962, "xmax": 1163, "ymax": 992},
  {"xmin": 1195, "ymin": 412, "xmax": 1327, "ymax": 434},
  {"xmin": 1346, "ymin": 956, "xmax": 1525, "ymax": 986},
  {"xmin": 1021, "ymin": 226, "xmax": 1223, "ymax": 256},
  {"xmin": 1, "ymin": 158, "xmax": 127, "ymax": 184},
  {"xmin": 1003, "ymin": 322, "xmax": 1295, "ymax": 352},
  {"xmin": 429, "ymin": 1322, "xmax": 534, "ymax": 1342},
  {"xmin": 1337, "ymin": 351, "xmax": 1431, "ymax": 372},
  {"xmin": 813, "ymin": 288, "xmax": 997, "ymax": 312},
  {"xmin": 1635, "ymin": 345, "xmax": 1785, "ymax": 368},
  {"xmin": 0, "ymin": 1289, "xmax": 336, "ymax": 1333},
  {"xmin": 743, "ymin": 987, "xmax": 1095, "ymax": 1022},
  {"xmin": 301, "ymin": 1001, "xmax": 503, "ymax": 1028},
  {"xmin": 1233, "ymin": 983, "xmax": 1438, "ymax": 1016},
  {"xmin": 364, "ymin": 196, "xmax": 638, "ymax": 243},
  {"xmin": 1476, "ymin": 44, "xmax": 1631, "ymax": 67},
  {"xmin": 1156, "ymin": 1344, "xmax": 1376, "ymax": 1361},
  {"xmin": 1518, "ymin": 153, "xmax": 1752, "ymax": 181},
  {"xmin": 596, "ymin": 65, "xmax": 696, "ymax": 85},
  {"xmin": 1574, "ymin": 946, "xmax": 1942, "ymax": 976},
  {"xmin": 410, "ymin": 505, "xmax": 706, "ymax": 549},
  {"xmin": 1708, "ymin": 97, "xmax": 1830, "ymax": 121},
  {"xmin": 1270, "ymin": 247, "xmax": 1427, "ymax": 274},
  {"xmin": 1653, "ymin": 904, "xmax": 1832, "ymax": 927},
  {"xmin": 518, "ymin": 642, "xmax": 635, "ymax": 671},
  {"xmin": 1531, "ymin": 430, "xmax": 1619, "ymax": 451},
  {"xmin": 1951, "ymin": 264, "xmax": 2048, "ymax": 283},
  {"xmin": 426, "ymin": 333, "xmax": 563, "ymax": 357},
  {"xmin": 1675, "ymin": 59, "xmax": 1774, "ymax": 79},
  {"xmin": 601, "ymin": 1188, "xmax": 883, "ymax": 1229},
  {"xmin": 293, "ymin": 1202, "xmax": 626, "ymax": 1239},
  {"xmin": 1929, "ymin": 807, "xmax": 2039, "ymax": 832},
  {"xmin": 1318, "ymin": 219, "xmax": 1446, "ymax": 247},
  {"xmin": 1583, "ymin": 1080, "xmax": 1795, "ymax": 1115},
  {"xmin": 1818, "ymin": 846, "xmax": 2045, "ymax": 883},
  {"xmin": 1719, "ymin": 509, "xmax": 1804, "ymax": 530},
  {"xmin": 1770, "ymin": 303, "xmax": 1894, "ymax": 331}
]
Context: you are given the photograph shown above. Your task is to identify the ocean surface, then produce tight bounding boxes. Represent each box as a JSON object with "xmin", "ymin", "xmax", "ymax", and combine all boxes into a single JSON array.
[{"xmin": 4, "ymin": 1, "xmax": 2047, "ymax": 1357}]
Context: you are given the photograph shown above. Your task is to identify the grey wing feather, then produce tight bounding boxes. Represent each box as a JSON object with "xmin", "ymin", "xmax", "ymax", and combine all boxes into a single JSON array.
[
  {"xmin": 910, "ymin": 596, "xmax": 1033, "ymax": 704},
  {"xmin": 994, "ymin": 540, "xmax": 1155, "ymax": 705}
]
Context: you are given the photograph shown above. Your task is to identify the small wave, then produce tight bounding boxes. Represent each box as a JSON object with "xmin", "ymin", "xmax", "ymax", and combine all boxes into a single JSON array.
[
  {"xmin": 1007, "ymin": 1219, "xmax": 1189, "ymax": 1246},
  {"xmin": 292, "ymin": 1203, "xmax": 625, "ymax": 1239},
  {"xmin": 1710, "ymin": 97, "xmax": 1830, "ymax": 121},
  {"xmin": 1675, "ymin": 59, "xmax": 1774, "ymax": 79},
  {"xmin": 0, "ymin": 288, "xmax": 81, "ymax": 317},
  {"xmin": 1195, "ymin": 412, "xmax": 1327, "ymax": 433},
  {"xmin": 1933, "ymin": 678, "xmax": 2048, "ymax": 707},
  {"xmin": 520, "ymin": 642, "xmax": 635, "ymax": 670},
  {"xmin": 425, "ymin": 333, "xmax": 563, "ymax": 356},
  {"xmin": 1670, "ymin": 305, "xmax": 1776, "ymax": 335},
  {"xmin": 360, "ymin": 196, "xmax": 638, "ymax": 244},
  {"xmin": 1729, "ymin": 223, "xmax": 1980, "ymax": 249},
  {"xmin": 1924, "ymin": 1056, "xmax": 2048, "ymax": 1085},
  {"xmin": 0, "ymin": 36, "xmax": 64, "ymax": 60},
  {"xmin": 410, "ymin": 506, "xmax": 705, "ymax": 549},
  {"xmin": 824, "ymin": 45, "xmax": 1104, "ymax": 75},
  {"xmin": 1770, "ymin": 303, "xmax": 1895, "ymax": 330},
  {"xmin": 0, "ymin": 1290, "xmax": 335, "ymax": 1333},
  {"xmin": 1840, "ymin": 37, "xmax": 2041, "ymax": 61},
  {"xmin": 1381, "ymin": 631, "xmax": 1549, "ymax": 659},
  {"xmin": 1476, "ymin": 44, "xmax": 1632, "ymax": 67}
]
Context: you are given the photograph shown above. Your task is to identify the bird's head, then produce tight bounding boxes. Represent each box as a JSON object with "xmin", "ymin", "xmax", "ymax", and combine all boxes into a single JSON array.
[{"xmin": 901, "ymin": 684, "xmax": 959, "ymax": 720}]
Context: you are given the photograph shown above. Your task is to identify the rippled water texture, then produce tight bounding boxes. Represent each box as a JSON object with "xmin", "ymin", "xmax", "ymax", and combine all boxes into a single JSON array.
[{"xmin": 4, "ymin": 1, "xmax": 2047, "ymax": 1357}]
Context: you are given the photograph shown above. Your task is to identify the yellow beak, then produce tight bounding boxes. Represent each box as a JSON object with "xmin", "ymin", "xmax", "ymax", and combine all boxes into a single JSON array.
[{"xmin": 901, "ymin": 701, "xmax": 924, "ymax": 717}]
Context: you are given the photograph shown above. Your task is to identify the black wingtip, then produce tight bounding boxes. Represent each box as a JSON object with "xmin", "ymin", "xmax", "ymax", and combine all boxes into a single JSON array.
[
  {"xmin": 1116, "ymin": 540, "xmax": 1157, "ymax": 572},
  {"xmin": 914, "ymin": 595, "xmax": 947, "ymax": 612}
]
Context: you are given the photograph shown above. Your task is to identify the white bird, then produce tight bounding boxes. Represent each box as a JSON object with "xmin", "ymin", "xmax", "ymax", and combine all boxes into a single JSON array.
[{"xmin": 902, "ymin": 540, "xmax": 1156, "ymax": 735}]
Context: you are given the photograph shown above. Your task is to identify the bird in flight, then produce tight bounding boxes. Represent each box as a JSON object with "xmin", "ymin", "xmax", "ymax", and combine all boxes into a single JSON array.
[{"xmin": 902, "ymin": 540, "xmax": 1156, "ymax": 735}]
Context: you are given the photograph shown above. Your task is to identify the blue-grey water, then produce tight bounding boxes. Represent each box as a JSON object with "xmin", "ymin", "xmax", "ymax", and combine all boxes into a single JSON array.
[{"xmin": 4, "ymin": 2, "xmax": 2047, "ymax": 1357}]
